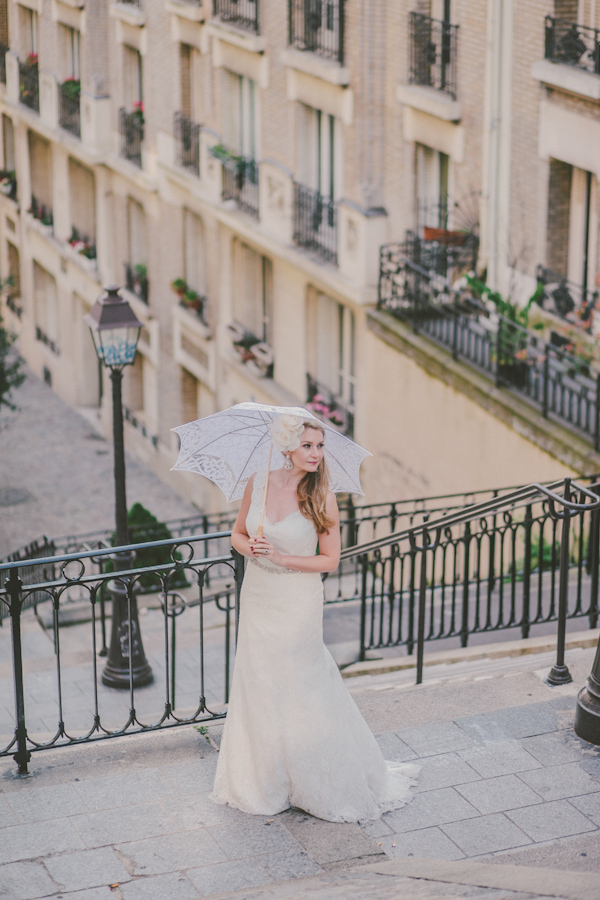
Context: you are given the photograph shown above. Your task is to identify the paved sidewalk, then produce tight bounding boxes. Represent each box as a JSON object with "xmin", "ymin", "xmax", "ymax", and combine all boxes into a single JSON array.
[
  {"xmin": 0, "ymin": 368, "xmax": 197, "ymax": 557},
  {"xmin": 1, "ymin": 646, "xmax": 600, "ymax": 899}
]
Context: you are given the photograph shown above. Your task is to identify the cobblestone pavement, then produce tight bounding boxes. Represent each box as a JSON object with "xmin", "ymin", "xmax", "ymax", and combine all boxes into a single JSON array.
[
  {"xmin": 0, "ymin": 368, "xmax": 197, "ymax": 557},
  {"xmin": 1, "ymin": 645, "xmax": 600, "ymax": 899}
]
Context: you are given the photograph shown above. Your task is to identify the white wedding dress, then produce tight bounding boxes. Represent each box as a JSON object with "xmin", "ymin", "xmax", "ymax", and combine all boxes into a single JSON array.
[{"xmin": 211, "ymin": 472, "xmax": 419, "ymax": 823}]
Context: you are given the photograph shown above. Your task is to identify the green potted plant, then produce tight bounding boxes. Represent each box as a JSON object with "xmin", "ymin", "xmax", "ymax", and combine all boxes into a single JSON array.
[{"xmin": 171, "ymin": 277, "xmax": 187, "ymax": 298}]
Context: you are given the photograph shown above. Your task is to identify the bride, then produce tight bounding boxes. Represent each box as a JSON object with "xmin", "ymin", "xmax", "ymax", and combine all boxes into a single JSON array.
[{"xmin": 211, "ymin": 414, "xmax": 418, "ymax": 823}]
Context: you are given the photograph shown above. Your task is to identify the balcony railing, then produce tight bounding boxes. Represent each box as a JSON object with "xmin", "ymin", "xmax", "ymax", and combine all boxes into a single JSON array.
[
  {"xmin": 35, "ymin": 326, "xmax": 60, "ymax": 356},
  {"xmin": 379, "ymin": 241, "xmax": 600, "ymax": 450},
  {"xmin": 0, "ymin": 43, "xmax": 8, "ymax": 84},
  {"xmin": 125, "ymin": 262, "xmax": 149, "ymax": 304},
  {"xmin": 19, "ymin": 59, "xmax": 39, "ymax": 112},
  {"xmin": 293, "ymin": 182, "xmax": 337, "ymax": 265},
  {"xmin": 59, "ymin": 80, "xmax": 81, "ymax": 138},
  {"xmin": 306, "ymin": 373, "xmax": 354, "ymax": 438},
  {"xmin": 409, "ymin": 11, "xmax": 458, "ymax": 98},
  {"xmin": 119, "ymin": 107, "xmax": 144, "ymax": 167},
  {"xmin": 545, "ymin": 15, "xmax": 600, "ymax": 75},
  {"xmin": 536, "ymin": 266, "xmax": 599, "ymax": 325},
  {"xmin": 288, "ymin": 0, "xmax": 344, "ymax": 64},
  {"xmin": 28, "ymin": 195, "xmax": 53, "ymax": 231},
  {"xmin": 218, "ymin": 152, "xmax": 259, "ymax": 219},
  {"xmin": 174, "ymin": 111, "xmax": 201, "ymax": 176},
  {"xmin": 124, "ymin": 406, "xmax": 158, "ymax": 447},
  {"xmin": 213, "ymin": 0, "xmax": 259, "ymax": 34}
]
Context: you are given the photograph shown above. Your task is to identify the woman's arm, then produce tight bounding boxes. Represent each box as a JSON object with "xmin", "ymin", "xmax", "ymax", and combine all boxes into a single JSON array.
[
  {"xmin": 231, "ymin": 475, "xmax": 256, "ymax": 559},
  {"xmin": 250, "ymin": 492, "xmax": 341, "ymax": 573}
]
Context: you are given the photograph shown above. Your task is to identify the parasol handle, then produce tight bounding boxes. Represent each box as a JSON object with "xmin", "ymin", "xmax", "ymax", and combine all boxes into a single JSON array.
[{"xmin": 256, "ymin": 442, "xmax": 273, "ymax": 537}]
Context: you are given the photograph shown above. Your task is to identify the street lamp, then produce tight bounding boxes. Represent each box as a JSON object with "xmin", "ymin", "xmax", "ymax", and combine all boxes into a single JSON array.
[{"xmin": 85, "ymin": 286, "xmax": 153, "ymax": 688}]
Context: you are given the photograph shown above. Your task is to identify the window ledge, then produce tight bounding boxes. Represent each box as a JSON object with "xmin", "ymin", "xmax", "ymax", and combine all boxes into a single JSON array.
[
  {"xmin": 54, "ymin": 0, "xmax": 85, "ymax": 8},
  {"xmin": 396, "ymin": 83, "xmax": 461, "ymax": 122},
  {"xmin": 165, "ymin": 0, "xmax": 205, "ymax": 23},
  {"xmin": 109, "ymin": 2, "xmax": 146, "ymax": 28},
  {"xmin": 205, "ymin": 20, "xmax": 265, "ymax": 54},
  {"xmin": 531, "ymin": 59, "xmax": 600, "ymax": 102},
  {"xmin": 280, "ymin": 48, "xmax": 349, "ymax": 86}
]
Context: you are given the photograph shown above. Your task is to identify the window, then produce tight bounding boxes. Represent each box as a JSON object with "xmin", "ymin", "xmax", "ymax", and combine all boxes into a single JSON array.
[
  {"xmin": 416, "ymin": 143, "xmax": 449, "ymax": 231},
  {"xmin": 28, "ymin": 131, "xmax": 53, "ymax": 212},
  {"xmin": 69, "ymin": 158, "xmax": 95, "ymax": 244},
  {"xmin": 123, "ymin": 45, "xmax": 142, "ymax": 109},
  {"xmin": 314, "ymin": 292, "xmax": 355, "ymax": 407},
  {"xmin": 222, "ymin": 71, "xmax": 257, "ymax": 159},
  {"xmin": 567, "ymin": 167, "xmax": 596, "ymax": 293},
  {"xmin": 60, "ymin": 25, "xmax": 80, "ymax": 81},
  {"xmin": 180, "ymin": 43, "xmax": 200, "ymax": 121},
  {"xmin": 3, "ymin": 114, "xmax": 15, "ymax": 170},
  {"xmin": 183, "ymin": 209, "xmax": 206, "ymax": 296},
  {"xmin": 21, "ymin": 6, "xmax": 38, "ymax": 56},
  {"xmin": 7, "ymin": 241, "xmax": 20, "ymax": 301},
  {"xmin": 180, "ymin": 368, "xmax": 212, "ymax": 423},
  {"xmin": 298, "ymin": 104, "xmax": 339, "ymax": 201},
  {"xmin": 232, "ymin": 240, "xmax": 271, "ymax": 342},
  {"xmin": 33, "ymin": 262, "xmax": 58, "ymax": 346},
  {"xmin": 127, "ymin": 198, "xmax": 146, "ymax": 267}
]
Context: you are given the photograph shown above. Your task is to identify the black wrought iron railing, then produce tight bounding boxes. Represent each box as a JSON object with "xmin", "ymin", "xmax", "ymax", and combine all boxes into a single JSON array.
[
  {"xmin": 213, "ymin": 0, "xmax": 259, "ymax": 33},
  {"xmin": 124, "ymin": 262, "xmax": 149, "ymax": 304},
  {"xmin": 0, "ymin": 169, "xmax": 17, "ymax": 201},
  {"xmin": 2, "ymin": 477, "xmax": 599, "ymax": 774},
  {"xmin": 59, "ymin": 81, "xmax": 81, "ymax": 138},
  {"xmin": 379, "ymin": 242, "xmax": 600, "ymax": 450},
  {"xmin": 0, "ymin": 42, "xmax": 8, "ymax": 84},
  {"xmin": 124, "ymin": 406, "xmax": 159, "ymax": 448},
  {"xmin": 19, "ymin": 60, "xmax": 39, "ymax": 112},
  {"xmin": 409, "ymin": 11, "xmax": 458, "ymax": 98},
  {"xmin": 293, "ymin": 182, "xmax": 338, "ymax": 265},
  {"xmin": 221, "ymin": 154, "xmax": 259, "ymax": 219},
  {"xmin": 119, "ymin": 108, "xmax": 144, "ymax": 167},
  {"xmin": 174, "ymin": 111, "xmax": 201, "ymax": 176},
  {"xmin": 35, "ymin": 326, "xmax": 60, "ymax": 356},
  {"xmin": 545, "ymin": 15, "xmax": 600, "ymax": 75},
  {"xmin": 536, "ymin": 265, "xmax": 599, "ymax": 324},
  {"xmin": 288, "ymin": 0, "xmax": 345, "ymax": 63},
  {"xmin": 306, "ymin": 373, "xmax": 354, "ymax": 438}
]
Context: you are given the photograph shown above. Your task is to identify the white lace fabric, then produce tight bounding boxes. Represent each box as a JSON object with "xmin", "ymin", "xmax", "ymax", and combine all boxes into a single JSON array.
[{"xmin": 211, "ymin": 472, "xmax": 419, "ymax": 823}]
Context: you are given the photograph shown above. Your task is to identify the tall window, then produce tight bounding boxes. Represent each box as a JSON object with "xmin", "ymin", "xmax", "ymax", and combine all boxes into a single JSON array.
[
  {"xmin": 183, "ymin": 209, "xmax": 206, "ymax": 296},
  {"xmin": 232, "ymin": 240, "xmax": 271, "ymax": 342},
  {"xmin": 298, "ymin": 104, "xmax": 339, "ymax": 200},
  {"xmin": 222, "ymin": 71, "xmax": 257, "ymax": 159},
  {"xmin": 7, "ymin": 241, "xmax": 20, "ymax": 302},
  {"xmin": 28, "ymin": 131, "xmax": 53, "ymax": 211},
  {"xmin": 416, "ymin": 143, "xmax": 449, "ymax": 231},
  {"xmin": 69, "ymin": 159, "xmax": 95, "ymax": 244},
  {"xmin": 127, "ymin": 198, "xmax": 146, "ymax": 267},
  {"xmin": 21, "ymin": 6, "xmax": 38, "ymax": 56},
  {"xmin": 3, "ymin": 114, "xmax": 15, "ymax": 170},
  {"xmin": 123, "ymin": 45, "xmax": 142, "ymax": 109},
  {"xmin": 180, "ymin": 44, "xmax": 200, "ymax": 120},
  {"xmin": 33, "ymin": 262, "xmax": 58, "ymax": 345},
  {"xmin": 313, "ymin": 292, "xmax": 355, "ymax": 407},
  {"xmin": 60, "ymin": 25, "xmax": 80, "ymax": 81}
]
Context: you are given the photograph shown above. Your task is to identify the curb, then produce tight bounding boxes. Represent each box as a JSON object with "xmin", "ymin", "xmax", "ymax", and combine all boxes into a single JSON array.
[
  {"xmin": 361, "ymin": 858, "xmax": 600, "ymax": 900},
  {"xmin": 341, "ymin": 628, "xmax": 600, "ymax": 678}
]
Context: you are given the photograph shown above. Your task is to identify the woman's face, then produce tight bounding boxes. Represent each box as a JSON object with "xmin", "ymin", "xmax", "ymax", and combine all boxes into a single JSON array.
[{"xmin": 289, "ymin": 426, "xmax": 325, "ymax": 473}]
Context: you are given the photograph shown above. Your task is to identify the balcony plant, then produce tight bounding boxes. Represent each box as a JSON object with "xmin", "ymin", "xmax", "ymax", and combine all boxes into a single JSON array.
[
  {"xmin": 61, "ymin": 78, "xmax": 80, "ymax": 102},
  {"xmin": 170, "ymin": 277, "xmax": 187, "ymax": 299},
  {"xmin": 306, "ymin": 392, "xmax": 346, "ymax": 428},
  {"xmin": 132, "ymin": 100, "xmax": 144, "ymax": 126},
  {"xmin": 25, "ymin": 52, "xmax": 38, "ymax": 68},
  {"xmin": 0, "ymin": 170, "xmax": 17, "ymax": 200},
  {"xmin": 28, "ymin": 196, "xmax": 53, "ymax": 228},
  {"xmin": 69, "ymin": 226, "xmax": 96, "ymax": 260}
]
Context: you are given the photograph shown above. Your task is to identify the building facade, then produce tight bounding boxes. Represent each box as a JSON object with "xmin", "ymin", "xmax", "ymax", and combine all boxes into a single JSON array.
[{"xmin": 0, "ymin": 0, "xmax": 598, "ymax": 512}]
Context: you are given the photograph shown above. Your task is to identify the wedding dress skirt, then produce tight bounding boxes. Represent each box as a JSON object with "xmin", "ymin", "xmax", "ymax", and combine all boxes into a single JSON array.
[{"xmin": 211, "ymin": 473, "xmax": 418, "ymax": 823}]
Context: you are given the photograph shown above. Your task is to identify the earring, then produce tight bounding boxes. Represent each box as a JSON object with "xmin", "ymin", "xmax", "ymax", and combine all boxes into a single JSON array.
[{"xmin": 284, "ymin": 455, "xmax": 293, "ymax": 471}]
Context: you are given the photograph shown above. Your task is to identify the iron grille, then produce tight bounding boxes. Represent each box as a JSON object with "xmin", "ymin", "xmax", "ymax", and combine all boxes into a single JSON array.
[
  {"xmin": 545, "ymin": 15, "xmax": 600, "ymax": 74},
  {"xmin": 19, "ymin": 60, "xmax": 39, "ymax": 112},
  {"xmin": 293, "ymin": 182, "xmax": 338, "ymax": 265},
  {"xmin": 213, "ymin": 0, "xmax": 259, "ymax": 33},
  {"xmin": 409, "ymin": 11, "xmax": 458, "ymax": 98},
  {"xmin": 174, "ymin": 111, "xmax": 201, "ymax": 176},
  {"xmin": 288, "ymin": 0, "xmax": 344, "ymax": 64},
  {"xmin": 119, "ymin": 108, "xmax": 144, "ymax": 167}
]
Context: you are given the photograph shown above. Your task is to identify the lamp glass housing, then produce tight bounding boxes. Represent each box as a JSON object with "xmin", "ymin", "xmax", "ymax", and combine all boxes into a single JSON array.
[{"xmin": 94, "ymin": 325, "xmax": 141, "ymax": 367}]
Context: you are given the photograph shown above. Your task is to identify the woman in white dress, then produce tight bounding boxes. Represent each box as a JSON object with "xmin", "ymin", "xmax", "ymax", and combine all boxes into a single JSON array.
[{"xmin": 211, "ymin": 415, "xmax": 418, "ymax": 823}]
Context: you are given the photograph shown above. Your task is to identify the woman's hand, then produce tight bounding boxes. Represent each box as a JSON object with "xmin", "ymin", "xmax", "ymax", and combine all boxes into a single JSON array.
[{"xmin": 248, "ymin": 535, "xmax": 284, "ymax": 567}]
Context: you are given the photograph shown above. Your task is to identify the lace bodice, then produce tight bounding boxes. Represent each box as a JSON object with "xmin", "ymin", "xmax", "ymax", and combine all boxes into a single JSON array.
[{"xmin": 245, "ymin": 470, "xmax": 318, "ymax": 562}]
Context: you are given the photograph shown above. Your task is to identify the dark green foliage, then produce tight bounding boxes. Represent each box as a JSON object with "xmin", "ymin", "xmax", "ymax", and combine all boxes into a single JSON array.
[
  {"xmin": 0, "ymin": 310, "xmax": 25, "ymax": 412},
  {"xmin": 108, "ymin": 503, "xmax": 188, "ymax": 591}
]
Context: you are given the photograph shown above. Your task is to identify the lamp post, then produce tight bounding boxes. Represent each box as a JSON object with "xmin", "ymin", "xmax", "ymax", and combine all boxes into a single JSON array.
[{"xmin": 85, "ymin": 286, "xmax": 153, "ymax": 688}]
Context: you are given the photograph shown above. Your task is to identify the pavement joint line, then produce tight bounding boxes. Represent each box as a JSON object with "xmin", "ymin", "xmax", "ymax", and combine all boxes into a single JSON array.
[
  {"xmin": 342, "ymin": 628, "xmax": 600, "ymax": 678},
  {"xmin": 360, "ymin": 858, "xmax": 600, "ymax": 900}
]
